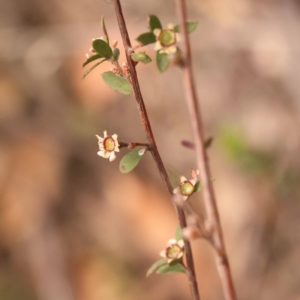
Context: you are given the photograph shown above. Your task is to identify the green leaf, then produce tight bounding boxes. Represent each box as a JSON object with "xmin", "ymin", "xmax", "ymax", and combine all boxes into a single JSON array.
[
  {"xmin": 148, "ymin": 15, "xmax": 162, "ymax": 31},
  {"xmin": 92, "ymin": 39, "xmax": 112, "ymax": 59},
  {"xmin": 146, "ymin": 258, "xmax": 168, "ymax": 277},
  {"xmin": 175, "ymin": 225, "xmax": 182, "ymax": 242},
  {"xmin": 174, "ymin": 21, "xmax": 198, "ymax": 34},
  {"xmin": 119, "ymin": 147, "xmax": 146, "ymax": 173},
  {"xmin": 131, "ymin": 52, "xmax": 152, "ymax": 64},
  {"xmin": 82, "ymin": 59, "xmax": 107, "ymax": 79},
  {"xmin": 101, "ymin": 71, "xmax": 132, "ymax": 95},
  {"xmin": 101, "ymin": 15, "xmax": 109, "ymax": 45},
  {"xmin": 169, "ymin": 258, "xmax": 183, "ymax": 267},
  {"xmin": 194, "ymin": 181, "xmax": 202, "ymax": 192},
  {"xmin": 136, "ymin": 32, "xmax": 156, "ymax": 45},
  {"xmin": 113, "ymin": 48, "xmax": 120, "ymax": 61},
  {"xmin": 82, "ymin": 54, "xmax": 102, "ymax": 68},
  {"xmin": 157, "ymin": 264, "xmax": 186, "ymax": 274},
  {"xmin": 156, "ymin": 51, "xmax": 169, "ymax": 73}
]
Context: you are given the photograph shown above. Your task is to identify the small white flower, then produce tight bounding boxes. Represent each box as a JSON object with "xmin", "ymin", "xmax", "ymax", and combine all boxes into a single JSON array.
[
  {"xmin": 96, "ymin": 131, "xmax": 120, "ymax": 162},
  {"xmin": 154, "ymin": 23, "xmax": 180, "ymax": 55},
  {"xmin": 173, "ymin": 170, "xmax": 199, "ymax": 201},
  {"xmin": 160, "ymin": 239, "xmax": 185, "ymax": 263}
]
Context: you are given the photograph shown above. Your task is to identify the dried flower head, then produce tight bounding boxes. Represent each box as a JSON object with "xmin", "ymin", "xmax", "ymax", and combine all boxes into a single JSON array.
[
  {"xmin": 96, "ymin": 131, "xmax": 120, "ymax": 162},
  {"xmin": 110, "ymin": 67, "xmax": 122, "ymax": 76},
  {"xmin": 160, "ymin": 239, "xmax": 184, "ymax": 263},
  {"xmin": 154, "ymin": 24, "xmax": 180, "ymax": 55},
  {"xmin": 122, "ymin": 62, "xmax": 130, "ymax": 75}
]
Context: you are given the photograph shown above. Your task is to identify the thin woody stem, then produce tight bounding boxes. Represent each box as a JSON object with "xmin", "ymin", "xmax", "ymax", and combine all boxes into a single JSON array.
[
  {"xmin": 119, "ymin": 142, "xmax": 150, "ymax": 149},
  {"xmin": 111, "ymin": 1, "xmax": 200, "ymax": 300},
  {"xmin": 128, "ymin": 43, "xmax": 143, "ymax": 53},
  {"xmin": 175, "ymin": 1, "xmax": 237, "ymax": 300}
]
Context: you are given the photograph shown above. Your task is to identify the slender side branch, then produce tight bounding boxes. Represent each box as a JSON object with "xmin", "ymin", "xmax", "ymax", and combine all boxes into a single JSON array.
[
  {"xmin": 175, "ymin": 1, "xmax": 237, "ymax": 300},
  {"xmin": 119, "ymin": 142, "xmax": 150, "ymax": 149},
  {"xmin": 111, "ymin": 1, "xmax": 200, "ymax": 299}
]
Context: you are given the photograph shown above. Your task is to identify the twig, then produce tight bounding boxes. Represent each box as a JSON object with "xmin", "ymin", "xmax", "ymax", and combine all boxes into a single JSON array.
[
  {"xmin": 111, "ymin": 1, "xmax": 200, "ymax": 299},
  {"xmin": 175, "ymin": 1, "xmax": 237, "ymax": 300},
  {"xmin": 119, "ymin": 142, "xmax": 150, "ymax": 149}
]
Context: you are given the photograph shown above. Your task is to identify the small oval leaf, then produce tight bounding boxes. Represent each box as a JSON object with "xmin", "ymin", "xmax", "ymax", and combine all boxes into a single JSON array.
[
  {"xmin": 136, "ymin": 32, "xmax": 156, "ymax": 46},
  {"xmin": 101, "ymin": 71, "xmax": 132, "ymax": 95},
  {"xmin": 174, "ymin": 21, "xmax": 198, "ymax": 34},
  {"xmin": 169, "ymin": 258, "xmax": 183, "ymax": 267},
  {"xmin": 82, "ymin": 59, "xmax": 107, "ymax": 79},
  {"xmin": 131, "ymin": 52, "xmax": 152, "ymax": 64},
  {"xmin": 157, "ymin": 264, "xmax": 186, "ymax": 274},
  {"xmin": 194, "ymin": 181, "xmax": 202, "ymax": 192},
  {"xmin": 82, "ymin": 54, "xmax": 102, "ymax": 68},
  {"xmin": 146, "ymin": 258, "xmax": 168, "ymax": 277},
  {"xmin": 119, "ymin": 147, "xmax": 146, "ymax": 173},
  {"xmin": 92, "ymin": 39, "xmax": 112, "ymax": 59},
  {"xmin": 148, "ymin": 15, "xmax": 162, "ymax": 31},
  {"xmin": 113, "ymin": 48, "xmax": 120, "ymax": 61},
  {"xmin": 156, "ymin": 51, "xmax": 169, "ymax": 73},
  {"xmin": 175, "ymin": 225, "xmax": 183, "ymax": 242}
]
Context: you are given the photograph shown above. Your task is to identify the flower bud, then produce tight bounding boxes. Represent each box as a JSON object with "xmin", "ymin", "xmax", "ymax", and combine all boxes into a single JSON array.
[
  {"xmin": 112, "ymin": 39, "xmax": 118, "ymax": 48},
  {"xmin": 180, "ymin": 181, "xmax": 194, "ymax": 196}
]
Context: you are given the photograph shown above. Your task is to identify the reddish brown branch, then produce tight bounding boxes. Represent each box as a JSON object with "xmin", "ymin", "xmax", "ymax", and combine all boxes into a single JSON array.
[
  {"xmin": 111, "ymin": 1, "xmax": 200, "ymax": 299},
  {"xmin": 119, "ymin": 142, "xmax": 150, "ymax": 149},
  {"xmin": 175, "ymin": 1, "xmax": 237, "ymax": 300}
]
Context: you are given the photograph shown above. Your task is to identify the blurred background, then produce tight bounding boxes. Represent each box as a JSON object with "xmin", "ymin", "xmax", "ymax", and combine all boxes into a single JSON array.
[{"xmin": 1, "ymin": 0, "xmax": 300, "ymax": 299}]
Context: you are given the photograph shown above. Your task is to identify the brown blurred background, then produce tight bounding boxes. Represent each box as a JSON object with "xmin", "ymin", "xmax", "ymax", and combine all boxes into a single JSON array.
[{"xmin": 1, "ymin": 0, "xmax": 300, "ymax": 299}]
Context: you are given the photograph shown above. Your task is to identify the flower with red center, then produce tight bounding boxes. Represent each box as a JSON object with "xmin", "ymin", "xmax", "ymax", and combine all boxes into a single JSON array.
[
  {"xmin": 173, "ymin": 170, "xmax": 199, "ymax": 201},
  {"xmin": 96, "ymin": 131, "xmax": 120, "ymax": 161},
  {"xmin": 154, "ymin": 24, "xmax": 180, "ymax": 55},
  {"xmin": 160, "ymin": 239, "xmax": 184, "ymax": 263}
]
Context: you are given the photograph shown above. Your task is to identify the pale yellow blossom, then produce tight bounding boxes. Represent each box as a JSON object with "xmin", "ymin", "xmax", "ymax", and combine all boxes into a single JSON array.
[
  {"xmin": 154, "ymin": 24, "xmax": 180, "ymax": 55},
  {"xmin": 159, "ymin": 239, "xmax": 185, "ymax": 263},
  {"xmin": 96, "ymin": 131, "xmax": 120, "ymax": 162}
]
